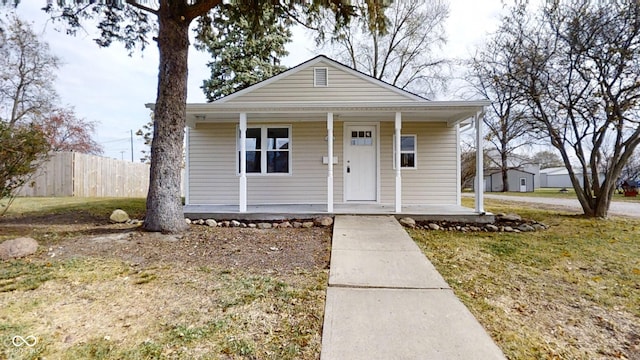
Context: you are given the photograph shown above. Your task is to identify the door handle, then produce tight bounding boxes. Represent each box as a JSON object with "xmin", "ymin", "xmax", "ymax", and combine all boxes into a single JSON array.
[{"xmin": 347, "ymin": 166, "xmax": 351, "ymax": 173}]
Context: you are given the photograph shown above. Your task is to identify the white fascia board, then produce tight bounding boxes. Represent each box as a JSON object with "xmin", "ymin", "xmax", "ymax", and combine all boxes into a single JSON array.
[{"xmin": 187, "ymin": 100, "xmax": 490, "ymax": 113}]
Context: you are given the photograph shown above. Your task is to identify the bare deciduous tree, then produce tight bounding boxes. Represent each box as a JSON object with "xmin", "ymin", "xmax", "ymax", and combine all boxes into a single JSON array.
[
  {"xmin": 497, "ymin": 0, "xmax": 640, "ymax": 217},
  {"xmin": 319, "ymin": 0, "xmax": 450, "ymax": 97},
  {"xmin": 0, "ymin": 14, "xmax": 59, "ymax": 127},
  {"xmin": 468, "ymin": 32, "xmax": 531, "ymax": 191}
]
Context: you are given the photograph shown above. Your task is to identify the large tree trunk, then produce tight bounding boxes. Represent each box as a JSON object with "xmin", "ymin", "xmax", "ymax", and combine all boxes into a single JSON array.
[{"xmin": 143, "ymin": 8, "xmax": 190, "ymax": 233}]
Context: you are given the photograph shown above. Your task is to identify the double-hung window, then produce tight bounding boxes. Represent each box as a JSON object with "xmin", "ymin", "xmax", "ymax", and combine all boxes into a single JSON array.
[
  {"xmin": 238, "ymin": 126, "xmax": 291, "ymax": 174},
  {"xmin": 394, "ymin": 134, "xmax": 417, "ymax": 169}
]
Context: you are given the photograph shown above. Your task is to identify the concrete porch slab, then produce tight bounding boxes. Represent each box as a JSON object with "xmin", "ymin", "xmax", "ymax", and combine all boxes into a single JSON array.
[
  {"xmin": 183, "ymin": 204, "xmax": 495, "ymax": 223},
  {"xmin": 320, "ymin": 287, "xmax": 506, "ymax": 360},
  {"xmin": 332, "ymin": 215, "xmax": 400, "ymax": 230}
]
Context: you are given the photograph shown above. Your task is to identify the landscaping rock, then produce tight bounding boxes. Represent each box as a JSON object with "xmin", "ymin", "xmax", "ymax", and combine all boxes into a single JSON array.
[
  {"xmin": 532, "ymin": 223, "xmax": 546, "ymax": 231},
  {"xmin": 504, "ymin": 226, "xmax": 515, "ymax": 232},
  {"xmin": 314, "ymin": 216, "xmax": 334, "ymax": 227},
  {"xmin": 280, "ymin": 221, "xmax": 292, "ymax": 228},
  {"xmin": 257, "ymin": 222, "xmax": 272, "ymax": 229},
  {"xmin": 205, "ymin": 219, "xmax": 217, "ymax": 227},
  {"xmin": 302, "ymin": 221, "xmax": 314, "ymax": 228},
  {"xmin": 499, "ymin": 213, "xmax": 522, "ymax": 222},
  {"xmin": 485, "ymin": 224, "xmax": 499, "ymax": 232},
  {"xmin": 292, "ymin": 221, "xmax": 303, "ymax": 228},
  {"xmin": 0, "ymin": 237, "xmax": 39, "ymax": 260},
  {"xmin": 248, "ymin": 223, "xmax": 257, "ymax": 229},
  {"xmin": 399, "ymin": 217, "xmax": 416, "ymax": 228},
  {"xmin": 518, "ymin": 224, "xmax": 535, "ymax": 232},
  {"xmin": 109, "ymin": 209, "xmax": 129, "ymax": 223},
  {"xmin": 230, "ymin": 220, "xmax": 241, "ymax": 227},
  {"xmin": 428, "ymin": 223, "xmax": 440, "ymax": 230},
  {"xmin": 185, "ymin": 218, "xmax": 192, "ymax": 224}
]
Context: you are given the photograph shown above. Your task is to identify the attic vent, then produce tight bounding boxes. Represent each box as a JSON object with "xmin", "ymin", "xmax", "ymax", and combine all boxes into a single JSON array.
[{"xmin": 314, "ymin": 67, "xmax": 328, "ymax": 87}]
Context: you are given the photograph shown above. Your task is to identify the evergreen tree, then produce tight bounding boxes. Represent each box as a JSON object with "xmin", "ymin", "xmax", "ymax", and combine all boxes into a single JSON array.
[{"xmin": 195, "ymin": 4, "xmax": 292, "ymax": 101}]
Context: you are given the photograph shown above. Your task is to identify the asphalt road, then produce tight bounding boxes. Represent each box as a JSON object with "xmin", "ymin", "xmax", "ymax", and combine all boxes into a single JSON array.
[{"xmin": 474, "ymin": 193, "xmax": 640, "ymax": 219}]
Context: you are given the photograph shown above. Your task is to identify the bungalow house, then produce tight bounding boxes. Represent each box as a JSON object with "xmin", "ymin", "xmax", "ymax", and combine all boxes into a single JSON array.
[{"xmin": 176, "ymin": 55, "xmax": 490, "ymax": 221}]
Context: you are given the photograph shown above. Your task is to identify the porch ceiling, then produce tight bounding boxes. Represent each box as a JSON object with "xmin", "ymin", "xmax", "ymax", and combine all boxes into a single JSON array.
[{"xmin": 183, "ymin": 100, "xmax": 489, "ymax": 127}]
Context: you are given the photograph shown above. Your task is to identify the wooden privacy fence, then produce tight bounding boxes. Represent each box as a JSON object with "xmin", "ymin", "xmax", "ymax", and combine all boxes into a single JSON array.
[{"xmin": 17, "ymin": 152, "xmax": 150, "ymax": 197}]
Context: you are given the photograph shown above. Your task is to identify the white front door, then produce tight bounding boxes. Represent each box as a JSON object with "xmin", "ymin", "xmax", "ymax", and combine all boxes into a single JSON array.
[
  {"xmin": 345, "ymin": 125, "xmax": 377, "ymax": 201},
  {"xmin": 519, "ymin": 177, "xmax": 527, "ymax": 192}
]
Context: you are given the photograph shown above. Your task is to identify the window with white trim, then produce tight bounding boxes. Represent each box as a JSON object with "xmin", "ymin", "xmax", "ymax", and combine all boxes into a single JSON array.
[
  {"xmin": 238, "ymin": 126, "xmax": 291, "ymax": 174},
  {"xmin": 394, "ymin": 135, "xmax": 417, "ymax": 169}
]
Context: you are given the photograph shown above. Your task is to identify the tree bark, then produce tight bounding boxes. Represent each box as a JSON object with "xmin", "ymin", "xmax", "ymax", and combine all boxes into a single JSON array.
[
  {"xmin": 143, "ymin": 7, "xmax": 190, "ymax": 233},
  {"xmin": 501, "ymin": 149, "xmax": 509, "ymax": 192}
]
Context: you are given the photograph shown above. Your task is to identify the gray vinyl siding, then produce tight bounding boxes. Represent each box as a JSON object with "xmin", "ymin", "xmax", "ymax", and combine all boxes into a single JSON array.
[
  {"xmin": 188, "ymin": 121, "xmax": 343, "ymax": 205},
  {"xmin": 380, "ymin": 122, "xmax": 458, "ymax": 205},
  {"xmin": 225, "ymin": 60, "xmax": 412, "ymax": 103}
]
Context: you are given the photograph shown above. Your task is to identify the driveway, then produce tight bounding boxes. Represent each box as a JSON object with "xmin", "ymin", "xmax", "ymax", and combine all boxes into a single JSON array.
[{"xmin": 472, "ymin": 193, "xmax": 640, "ymax": 218}]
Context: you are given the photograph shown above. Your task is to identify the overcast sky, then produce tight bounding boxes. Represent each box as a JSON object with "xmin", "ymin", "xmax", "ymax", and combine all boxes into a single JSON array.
[{"xmin": 12, "ymin": 1, "xmax": 505, "ymax": 161}]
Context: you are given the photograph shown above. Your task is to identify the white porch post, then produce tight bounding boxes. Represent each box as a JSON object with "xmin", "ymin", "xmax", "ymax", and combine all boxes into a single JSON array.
[
  {"xmin": 239, "ymin": 113, "xmax": 247, "ymax": 213},
  {"xmin": 395, "ymin": 112, "xmax": 402, "ymax": 213},
  {"xmin": 475, "ymin": 112, "xmax": 485, "ymax": 213},
  {"xmin": 327, "ymin": 113, "xmax": 334, "ymax": 213}
]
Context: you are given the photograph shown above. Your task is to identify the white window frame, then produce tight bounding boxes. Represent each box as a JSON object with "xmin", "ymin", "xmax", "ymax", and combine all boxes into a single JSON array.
[
  {"xmin": 314, "ymin": 67, "xmax": 329, "ymax": 87},
  {"xmin": 237, "ymin": 125, "xmax": 292, "ymax": 176},
  {"xmin": 393, "ymin": 134, "xmax": 417, "ymax": 169}
]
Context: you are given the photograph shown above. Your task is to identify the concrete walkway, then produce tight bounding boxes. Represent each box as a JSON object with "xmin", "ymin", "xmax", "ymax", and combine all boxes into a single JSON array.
[{"xmin": 321, "ymin": 215, "xmax": 505, "ymax": 360}]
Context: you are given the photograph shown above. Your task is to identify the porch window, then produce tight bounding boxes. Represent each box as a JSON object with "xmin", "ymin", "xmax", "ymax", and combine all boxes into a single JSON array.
[
  {"xmin": 238, "ymin": 126, "xmax": 291, "ymax": 175},
  {"xmin": 394, "ymin": 134, "xmax": 417, "ymax": 169}
]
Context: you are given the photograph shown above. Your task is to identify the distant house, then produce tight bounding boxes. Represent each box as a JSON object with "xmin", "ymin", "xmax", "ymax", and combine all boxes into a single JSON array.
[
  {"xmin": 173, "ymin": 55, "xmax": 491, "ymax": 219},
  {"xmin": 483, "ymin": 169, "xmax": 536, "ymax": 192},
  {"xmin": 539, "ymin": 167, "xmax": 605, "ymax": 188},
  {"xmin": 482, "ymin": 151, "xmax": 541, "ymax": 190}
]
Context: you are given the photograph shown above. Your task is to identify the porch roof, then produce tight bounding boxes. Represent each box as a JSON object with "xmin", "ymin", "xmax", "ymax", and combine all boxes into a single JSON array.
[{"xmin": 180, "ymin": 100, "xmax": 490, "ymax": 128}]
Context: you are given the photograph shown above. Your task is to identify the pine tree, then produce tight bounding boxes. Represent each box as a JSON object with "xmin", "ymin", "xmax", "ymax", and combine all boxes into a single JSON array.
[{"xmin": 195, "ymin": 4, "xmax": 292, "ymax": 101}]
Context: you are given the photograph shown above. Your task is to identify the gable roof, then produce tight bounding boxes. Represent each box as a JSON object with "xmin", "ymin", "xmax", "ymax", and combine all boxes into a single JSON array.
[{"xmin": 213, "ymin": 54, "xmax": 427, "ymax": 104}]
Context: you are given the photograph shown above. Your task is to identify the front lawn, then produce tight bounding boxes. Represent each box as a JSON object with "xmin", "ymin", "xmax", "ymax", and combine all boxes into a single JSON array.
[
  {"xmin": 0, "ymin": 198, "xmax": 329, "ymax": 359},
  {"xmin": 410, "ymin": 199, "xmax": 640, "ymax": 359}
]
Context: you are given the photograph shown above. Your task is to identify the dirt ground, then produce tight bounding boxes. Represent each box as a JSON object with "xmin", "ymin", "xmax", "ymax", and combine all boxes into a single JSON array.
[{"xmin": 0, "ymin": 213, "xmax": 332, "ymax": 272}]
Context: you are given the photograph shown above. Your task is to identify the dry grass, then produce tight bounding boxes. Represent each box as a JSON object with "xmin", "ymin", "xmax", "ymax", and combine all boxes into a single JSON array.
[
  {"xmin": 0, "ymin": 197, "xmax": 328, "ymax": 360},
  {"xmin": 0, "ymin": 258, "xmax": 327, "ymax": 359},
  {"xmin": 410, "ymin": 199, "xmax": 640, "ymax": 359},
  {"xmin": 1, "ymin": 197, "xmax": 147, "ymax": 219}
]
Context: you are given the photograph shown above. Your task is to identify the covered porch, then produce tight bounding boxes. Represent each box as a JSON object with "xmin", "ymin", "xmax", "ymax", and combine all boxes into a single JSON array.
[{"xmin": 184, "ymin": 100, "xmax": 490, "ymax": 220}]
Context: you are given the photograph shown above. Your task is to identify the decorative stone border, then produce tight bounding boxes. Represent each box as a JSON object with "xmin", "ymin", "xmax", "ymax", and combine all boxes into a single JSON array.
[
  {"xmin": 399, "ymin": 213, "xmax": 549, "ymax": 233},
  {"xmin": 184, "ymin": 216, "xmax": 334, "ymax": 229}
]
